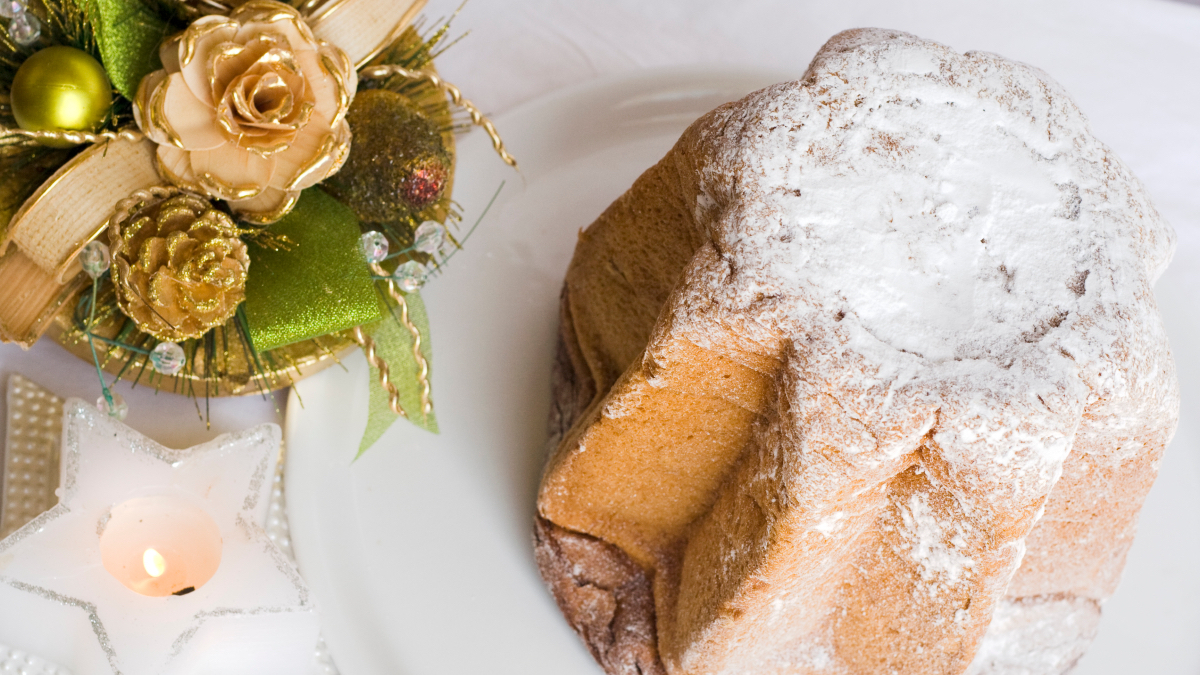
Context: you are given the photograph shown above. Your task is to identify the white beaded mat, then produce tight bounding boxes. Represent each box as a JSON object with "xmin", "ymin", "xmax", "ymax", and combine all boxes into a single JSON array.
[
  {"xmin": 2, "ymin": 375, "xmax": 63, "ymax": 540},
  {"xmin": 0, "ymin": 374, "xmax": 340, "ymax": 675},
  {"xmin": 0, "ymin": 645, "xmax": 70, "ymax": 675}
]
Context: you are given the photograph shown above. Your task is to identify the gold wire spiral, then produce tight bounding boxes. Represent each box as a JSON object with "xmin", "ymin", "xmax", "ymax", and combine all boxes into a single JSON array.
[
  {"xmin": 359, "ymin": 64, "xmax": 517, "ymax": 169},
  {"xmin": 371, "ymin": 263, "xmax": 433, "ymax": 416},
  {"xmin": 351, "ymin": 326, "xmax": 408, "ymax": 419},
  {"xmin": 0, "ymin": 126, "xmax": 145, "ymax": 146}
]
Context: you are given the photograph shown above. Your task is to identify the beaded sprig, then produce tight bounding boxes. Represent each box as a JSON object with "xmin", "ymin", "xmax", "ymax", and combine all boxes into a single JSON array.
[{"xmin": 0, "ymin": 0, "xmax": 40, "ymax": 46}]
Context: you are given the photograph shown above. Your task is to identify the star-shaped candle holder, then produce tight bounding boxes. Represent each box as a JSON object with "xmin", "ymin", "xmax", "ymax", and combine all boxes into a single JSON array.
[{"xmin": 0, "ymin": 399, "xmax": 317, "ymax": 675}]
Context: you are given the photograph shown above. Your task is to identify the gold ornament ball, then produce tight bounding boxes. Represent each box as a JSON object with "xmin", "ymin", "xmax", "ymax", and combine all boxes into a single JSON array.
[{"xmin": 11, "ymin": 46, "xmax": 113, "ymax": 147}]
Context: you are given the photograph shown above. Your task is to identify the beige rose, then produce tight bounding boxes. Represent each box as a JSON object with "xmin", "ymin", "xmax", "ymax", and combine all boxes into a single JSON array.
[{"xmin": 134, "ymin": 0, "xmax": 357, "ymax": 224}]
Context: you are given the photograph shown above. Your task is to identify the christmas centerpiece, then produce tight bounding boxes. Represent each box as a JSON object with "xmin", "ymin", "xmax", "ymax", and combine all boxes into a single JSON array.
[{"xmin": 0, "ymin": 0, "xmax": 514, "ymax": 452}]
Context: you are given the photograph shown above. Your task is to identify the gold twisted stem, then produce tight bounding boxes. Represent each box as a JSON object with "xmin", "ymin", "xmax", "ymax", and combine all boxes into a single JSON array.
[
  {"xmin": 111, "ymin": 186, "xmax": 190, "ymax": 226},
  {"xmin": 372, "ymin": 263, "xmax": 432, "ymax": 416},
  {"xmin": 0, "ymin": 126, "xmax": 145, "ymax": 146},
  {"xmin": 351, "ymin": 326, "xmax": 408, "ymax": 419},
  {"xmin": 295, "ymin": 0, "xmax": 323, "ymax": 14},
  {"xmin": 359, "ymin": 65, "xmax": 517, "ymax": 169}
]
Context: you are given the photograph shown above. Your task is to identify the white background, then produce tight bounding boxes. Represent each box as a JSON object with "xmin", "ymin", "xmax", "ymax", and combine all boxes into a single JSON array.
[{"xmin": 1, "ymin": 0, "xmax": 1197, "ymax": 672}]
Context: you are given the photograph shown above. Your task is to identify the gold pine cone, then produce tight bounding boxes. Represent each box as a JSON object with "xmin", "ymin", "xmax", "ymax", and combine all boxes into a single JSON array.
[{"xmin": 109, "ymin": 189, "xmax": 250, "ymax": 341}]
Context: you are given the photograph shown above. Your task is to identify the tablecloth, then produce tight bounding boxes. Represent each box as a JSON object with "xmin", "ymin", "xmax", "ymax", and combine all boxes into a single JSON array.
[{"xmin": 0, "ymin": 1, "xmax": 1197, "ymax": 673}]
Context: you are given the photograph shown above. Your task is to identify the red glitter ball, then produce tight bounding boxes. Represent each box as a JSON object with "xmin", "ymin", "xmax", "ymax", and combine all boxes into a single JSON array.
[{"xmin": 402, "ymin": 163, "xmax": 447, "ymax": 210}]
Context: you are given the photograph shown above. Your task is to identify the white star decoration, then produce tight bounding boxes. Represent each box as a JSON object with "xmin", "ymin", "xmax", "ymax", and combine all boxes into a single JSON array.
[{"xmin": 0, "ymin": 400, "xmax": 318, "ymax": 675}]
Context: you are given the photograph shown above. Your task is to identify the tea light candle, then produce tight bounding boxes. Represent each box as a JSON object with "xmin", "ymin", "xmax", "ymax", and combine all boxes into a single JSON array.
[
  {"xmin": 0, "ymin": 400, "xmax": 319, "ymax": 675},
  {"xmin": 99, "ymin": 495, "xmax": 223, "ymax": 597}
]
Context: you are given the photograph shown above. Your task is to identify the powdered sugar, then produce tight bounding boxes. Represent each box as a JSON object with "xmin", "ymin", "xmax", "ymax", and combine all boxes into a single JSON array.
[
  {"xmin": 550, "ymin": 28, "xmax": 1180, "ymax": 675},
  {"xmin": 814, "ymin": 510, "xmax": 847, "ymax": 536},
  {"xmin": 966, "ymin": 596, "xmax": 1101, "ymax": 674},
  {"xmin": 651, "ymin": 28, "xmax": 1178, "ymax": 671},
  {"xmin": 684, "ymin": 28, "xmax": 1176, "ymax": 492},
  {"xmin": 897, "ymin": 492, "xmax": 974, "ymax": 588}
]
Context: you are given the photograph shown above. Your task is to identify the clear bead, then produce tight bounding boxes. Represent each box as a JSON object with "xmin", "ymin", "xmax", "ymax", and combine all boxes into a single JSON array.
[
  {"xmin": 150, "ymin": 342, "xmax": 186, "ymax": 375},
  {"xmin": 413, "ymin": 221, "xmax": 445, "ymax": 255},
  {"xmin": 392, "ymin": 261, "xmax": 428, "ymax": 293},
  {"xmin": 79, "ymin": 241, "xmax": 110, "ymax": 278},
  {"xmin": 96, "ymin": 393, "xmax": 128, "ymax": 421},
  {"xmin": 360, "ymin": 231, "xmax": 389, "ymax": 264},
  {"xmin": 0, "ymin": 2, "xmax": 24, "ymax": 19},
  {"xmin": 8, "ymin": 11, "xmax": 40, "ymax": 46}
]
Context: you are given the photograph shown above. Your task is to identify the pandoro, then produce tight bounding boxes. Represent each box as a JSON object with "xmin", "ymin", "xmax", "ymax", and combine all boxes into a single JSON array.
[{"xmin": 535, "ymin": 29, "xmax": 1179, "ymax": 675}]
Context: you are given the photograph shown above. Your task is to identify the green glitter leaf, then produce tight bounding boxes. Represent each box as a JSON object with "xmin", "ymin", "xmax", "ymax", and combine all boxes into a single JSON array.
[
  {"xmin": 244, "ymin": 189, "xmax": 383, "ymax": 352},
  {"xmin": 76, "ymin": 0, "xmax": 170, "ymax": 100},
  {"xmin": 359, "ymin": 290, "xmax": 437, "ymax": 457}
]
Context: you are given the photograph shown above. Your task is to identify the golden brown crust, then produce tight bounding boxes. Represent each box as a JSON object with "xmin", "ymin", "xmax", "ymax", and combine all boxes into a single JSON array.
[
  {"xmin": 536, "ymin": 28, "xmax": 1179, "ymax": 675},
  {"xmin": 537, "ymin": 308, "xmax": 666, "ymax": 674},
  {"xmin": 534, "ymin": 516, "xmax": 665, "ymax": 675}
]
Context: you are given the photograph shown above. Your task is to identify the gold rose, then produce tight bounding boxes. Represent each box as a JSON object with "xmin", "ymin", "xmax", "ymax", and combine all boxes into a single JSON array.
[{"xmin": 134, "ymin": 2, "xmax": 360, "ymax": 224}]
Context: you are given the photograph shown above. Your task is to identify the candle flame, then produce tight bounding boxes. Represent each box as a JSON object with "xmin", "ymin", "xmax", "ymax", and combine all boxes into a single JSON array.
[{"xmin": 143, "ymin": 548, "xmax": 166, "ymax": 578}]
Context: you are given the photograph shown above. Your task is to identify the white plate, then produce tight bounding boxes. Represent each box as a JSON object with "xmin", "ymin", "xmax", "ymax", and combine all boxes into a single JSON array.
[
  {"xmin": 285, "ymin": 70, "xmax": 1200, "ymax": 675},
  {"xmin": 285, "ymin": 69, "xmax": 786, "ymax": 675}
]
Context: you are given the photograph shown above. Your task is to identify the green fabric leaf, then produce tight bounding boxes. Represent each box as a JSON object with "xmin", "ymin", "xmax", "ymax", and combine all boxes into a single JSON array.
[
  {"xmin": 359, "ymin": 290, "xmax": 437, "ymax": 458},
  {"xmin": 244, "ymin": 189, "xmax": 383, "ymax": 351},
  {"xmin": 77, "ymin": 0, "xmax": 171, "ymax": 100}
]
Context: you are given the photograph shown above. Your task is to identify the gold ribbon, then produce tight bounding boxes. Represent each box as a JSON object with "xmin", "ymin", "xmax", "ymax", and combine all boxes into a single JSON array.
[
  {"xmin": 307, "ymin": 0, "xmax": 426, "ymax": 67},
  {"xmin": 0, "ymin": 138, "xmax": 161, "ymax": 346},
  {"xmin": 0, "ymin": 249, "xmax": 88, "ymax": 347},
  {"xmin": 0, "ymin": 138, "xmax": 161, "ymax": 282}
]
